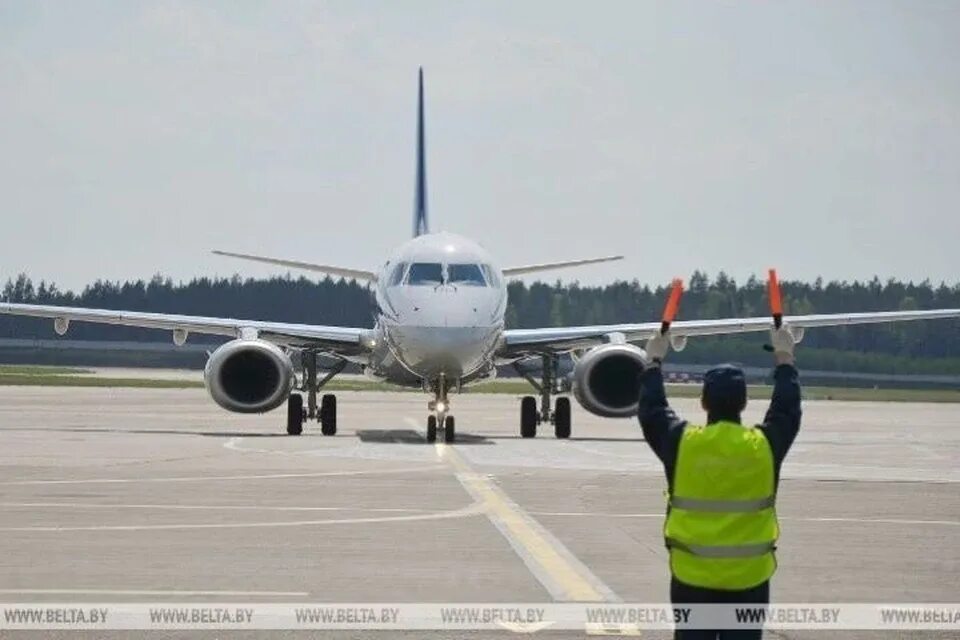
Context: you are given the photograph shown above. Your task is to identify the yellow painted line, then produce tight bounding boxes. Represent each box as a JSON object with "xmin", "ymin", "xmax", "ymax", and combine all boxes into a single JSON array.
[
  {"xmin": 585, "ymin": 622, "xmax": 644, "ymax": 636},
  {"xmin": 433, "ymin": 437, "xmax": 617, "ymax": 603}
]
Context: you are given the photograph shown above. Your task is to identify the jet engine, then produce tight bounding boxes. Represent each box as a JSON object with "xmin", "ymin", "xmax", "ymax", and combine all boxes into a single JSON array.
[
  {"xmin": 204, "ymin": 339, "xmax": 295, "ymax": 413},
  {"xmin": 572, "ymin": 343, "xmax": 648, "ymax": 418}
]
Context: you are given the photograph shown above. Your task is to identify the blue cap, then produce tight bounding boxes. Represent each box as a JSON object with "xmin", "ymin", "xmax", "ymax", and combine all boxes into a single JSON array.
[{"xmin": 702, "ymin": 364, "xmax": 747, "ymax": 413}]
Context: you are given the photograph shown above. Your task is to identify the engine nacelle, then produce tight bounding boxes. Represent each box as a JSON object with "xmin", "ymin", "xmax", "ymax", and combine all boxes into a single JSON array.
[
  {"xmin": 572, "ymin": 343, "xmax": 648, "ymax": 418},
  {"xmin": 204, "ymin": 339, "xmax": 295, "ymax": 413}
]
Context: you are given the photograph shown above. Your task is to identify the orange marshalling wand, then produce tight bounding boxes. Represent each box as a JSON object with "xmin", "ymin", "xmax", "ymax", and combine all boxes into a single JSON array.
[
  {"xmin": 660, "ymin": 278, "xmax": 684, "ymax": 334},
  {"xmin": 768, "ymin": 269, "xmax": 783, "ymax": 329}
]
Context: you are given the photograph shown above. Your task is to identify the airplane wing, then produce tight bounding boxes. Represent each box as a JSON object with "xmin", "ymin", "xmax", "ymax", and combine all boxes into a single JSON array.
[
  {"xmin": 501, "ymin": 308, "xmax": 960, "ymax": 353},
  {"xmin": 212, "ymin": 250, "xmax": 377, "ymax": 282},
  {"xmin": 502, "ymin": 255, "xmax": 623, "ymax": 277},
  {"xmin": 0, "ymin": 302, "xmax": 369, "ymax": 352}
]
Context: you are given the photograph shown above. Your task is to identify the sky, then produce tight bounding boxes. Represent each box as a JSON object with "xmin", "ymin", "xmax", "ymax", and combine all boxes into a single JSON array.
[{"xmin": 1, "ymin": 0, "xmax": 958, "ymax": 292}]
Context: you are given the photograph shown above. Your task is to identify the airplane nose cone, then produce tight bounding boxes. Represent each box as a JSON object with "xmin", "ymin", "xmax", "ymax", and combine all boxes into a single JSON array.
[
  {"xmin": 383, "ymin": 284, "xmax": 500, "ymax": 379},
  {"xmin": 436, "ymin": 294, "xmax": 484, "ymax": 327},
  {"xmin": 387, "ymin": 326, "xmax": 494, "ymax": 379}
]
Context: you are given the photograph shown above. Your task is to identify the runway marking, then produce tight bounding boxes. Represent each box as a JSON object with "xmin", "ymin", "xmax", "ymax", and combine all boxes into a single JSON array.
[
  {"xmin": 566, "ymin": 441, "xmax": 645, "ymax": 460},
  {"xmin": 0, "ymin": 501, "xmax": 485, "ymax": 532},
  {"xmin": 0, "ymin": 589, "xmax": 309, "ymax": 597},
  {"xmin": 0, "ymin": 465, "xmax": 444, "ymax": 486},
  {"xmin": 585, "ymin": 622, "xmax": 643, "ymax": 636},
  {"xmin": 783, "ymin": 461, "xmax": 960, "ymax": 480},
  {"xmin": 223, "ymin": 436, "xmax": 343, "ymax": 457},
  {"xmin": 0, "ymin": 502, "xmax": 435, "ymax": 513},
  {"xmin": 530, "ymin": 512, "xmax": 662, "ymax": 519},
  {"xmin": 529, "ymin": 511, "xmax": 960, "ymax": 526},
  {"xmin": 224, "ymin": 435, "xmax": 419, "ymax": 460},
  {"xmin": 405, "ymin": 418, "xmax": 619, "ymax": 603},
  {"xmin": 781, "ymin": 515, "xmax": 960, "ymax": 526}
]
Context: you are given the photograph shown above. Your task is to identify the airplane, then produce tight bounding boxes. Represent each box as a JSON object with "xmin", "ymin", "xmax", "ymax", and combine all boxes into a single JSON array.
[{"xmin": 2, "ymin": 68, "xmax": 959, "ymax": 443}]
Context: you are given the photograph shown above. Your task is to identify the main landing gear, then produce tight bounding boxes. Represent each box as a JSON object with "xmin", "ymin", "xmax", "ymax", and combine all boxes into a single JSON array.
[
  {"xmin": 425, "ymin": 374, "xmax": 456, "ymax": 444},
  {"xmin": 286, "ymin": 351, "xmax": 346, "ymax": 436},
  {"xmin": 516, "ymin": 354, "xmax": 572, "ymax": 439}
]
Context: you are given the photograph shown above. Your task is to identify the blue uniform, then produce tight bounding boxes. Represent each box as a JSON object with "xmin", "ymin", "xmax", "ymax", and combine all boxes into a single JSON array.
[
  {"xmin": 638, "ymin": 364, "xmax": 802, "ymax": 640},
  {"xmin": 638, "ymin": 364, "xmax": 802, "ymax": 492}
]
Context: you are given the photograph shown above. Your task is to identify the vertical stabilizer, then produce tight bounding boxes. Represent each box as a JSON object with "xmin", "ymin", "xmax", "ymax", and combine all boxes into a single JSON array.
[{"xmin": 413, "ymin": 68, "xmax": 429, "ymax": 237}]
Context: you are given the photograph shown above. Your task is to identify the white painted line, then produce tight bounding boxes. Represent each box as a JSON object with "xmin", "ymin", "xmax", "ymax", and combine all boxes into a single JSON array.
[
  {"xmin": 0, "ymin": 465, "xmax": 444, "ymax": 486},
  {"xmin": 529, "ymin": 511, "xmax": 960, "ymax": 526},
  {"xmin": 404, "ymin": 417, "xmax": 620, "ymax": 603},
  {"xmin": 0, "ymin": 502, "xmax": 434, "ymax": 513},
  {"xmin": 782, "ymin": 515, "xmax": 960, "ymax": 526},
  {"xmin": 0, "ymin": 589, "xmax": 308, "ymax": 597},
  {"xmin": 566, "ymin": 442, "xmax": 645, "ymax": 460},
  {"xmin": 530, "ymin": 512, "xmax": 662, "ymax": 519},
  {"xmin": 0, "ymin": 501, "xmax": 485, "ymax": 532},
  {"xmin": 781, "ymin": 461, "xmax": 960, "ymax": 483}
]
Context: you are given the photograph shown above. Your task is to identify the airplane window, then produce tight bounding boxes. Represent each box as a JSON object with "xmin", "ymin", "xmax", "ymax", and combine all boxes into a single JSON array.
[
  {"xmin": 388, "ymin": 262, "xmax": 407, "ymax": 286},
  {"xmin": 406, "ymin": 263, "xmax": 444, "ymax": 285},
  {"xmin": 448, "ymin": 263, "xmax": 487, "ymax": 286}
]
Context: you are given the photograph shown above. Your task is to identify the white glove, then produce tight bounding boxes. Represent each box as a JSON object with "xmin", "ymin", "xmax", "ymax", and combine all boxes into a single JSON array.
[
  {"xmin": 770, "ymin": 326, "xmax": 796, "ymax": 364},
  {"xmin": 644, "ymin": 332, "xmax": 671, "ymax": 365}
]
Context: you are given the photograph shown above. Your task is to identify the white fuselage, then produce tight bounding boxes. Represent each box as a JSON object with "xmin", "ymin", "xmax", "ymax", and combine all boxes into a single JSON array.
[{"xmin": 367, "ymin": 232, "xmax": 507, "ymax": 387}]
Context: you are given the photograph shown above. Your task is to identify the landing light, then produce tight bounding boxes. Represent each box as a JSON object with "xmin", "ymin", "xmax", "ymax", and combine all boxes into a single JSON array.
[{"xmin": 435, "ymin": 401, "xmax": 446, "ymax": 413}]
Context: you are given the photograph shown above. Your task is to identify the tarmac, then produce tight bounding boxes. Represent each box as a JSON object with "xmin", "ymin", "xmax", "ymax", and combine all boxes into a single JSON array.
[{"xmin": 0, "ymin": 385, "xmax": 957, "ymax": 639}]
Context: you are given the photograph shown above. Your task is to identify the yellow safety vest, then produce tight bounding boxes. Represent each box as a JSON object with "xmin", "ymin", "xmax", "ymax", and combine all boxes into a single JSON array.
[{"xmin": 664, "ymin": 420, "xmax": 779, "ymax": 590}]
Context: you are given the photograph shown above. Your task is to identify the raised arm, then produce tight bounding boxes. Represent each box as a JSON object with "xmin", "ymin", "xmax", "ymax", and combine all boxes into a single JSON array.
[
  {"xmin": 637, "ymin": 333, "xmax": 687, "ymax": 474},
  {"xmin": 759, "ymin": 328, "xmax": 803, "ymax": 468}
]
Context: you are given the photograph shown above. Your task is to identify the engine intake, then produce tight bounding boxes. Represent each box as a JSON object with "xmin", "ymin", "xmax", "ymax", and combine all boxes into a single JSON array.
[
  {"xmin": 204, "ymin": 339, "xmax": 295, "ymax": 413},
  {"xmin": 572, "ymin": 343, "xmax": 648, "ymax": 418}
]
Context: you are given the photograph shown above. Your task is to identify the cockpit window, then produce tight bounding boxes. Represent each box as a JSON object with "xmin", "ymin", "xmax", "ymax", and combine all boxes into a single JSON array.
[
  {"xmin": 448, "ymin": 263, "xmax": 487, "ymax": 286},
  {"xmin": 406, "ymin": 262, "xmax": 444, "ymax": 286},
  {"xmin": 388, "ymin": 262, "xmax": 407, "ymax": 287},
  {"xmin": 481, "ymin": 264, "xmax": 500, "ymax": 287}
]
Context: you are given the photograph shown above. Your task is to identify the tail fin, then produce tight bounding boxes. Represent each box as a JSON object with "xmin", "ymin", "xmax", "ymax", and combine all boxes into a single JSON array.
[{"xmin": 413, "ymin": 67, "xmax": 429, "ymax": 237}]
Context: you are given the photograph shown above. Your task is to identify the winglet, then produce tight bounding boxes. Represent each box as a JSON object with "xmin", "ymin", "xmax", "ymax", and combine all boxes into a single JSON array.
[{"xmin": 413, "ymin": 67, "xmax": 429, "ymax": 237}]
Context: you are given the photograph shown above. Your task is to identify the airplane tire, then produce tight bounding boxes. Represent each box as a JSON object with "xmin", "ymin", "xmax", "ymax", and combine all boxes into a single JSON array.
[
  {"xmin": 320, "ymin": 394, "xmax": 337, "ymax": 436},
  {"xmin": 520, "ymin": 396, "xmax": 537, "ymax": 438},
  {"xmin": 426, "ymin": 415, "xmax": 438, "ymax": 443},
  {"xmin": 444, "ymin": 415, "xmax": 456, "ymax": 443},
  {"xmin": 287, "ymin": 394, "xmax": 304, "ymax": 436},
  {"xmin": 554, "ymin": 397, "xmax": 571, "ymax": 439}
]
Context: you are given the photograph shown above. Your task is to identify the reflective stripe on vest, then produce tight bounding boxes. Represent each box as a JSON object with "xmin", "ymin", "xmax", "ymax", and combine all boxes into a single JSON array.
[
  {"xmin": 663, "ymin": 420, "xmax": 779, "ymax": 591},
  {"xmin": 669, "ymin": 495, "xmax": 776, "ymax": 513},
  {"xmin": 665, "ymin": 537, "xmax": 776, "ymax": 558}
]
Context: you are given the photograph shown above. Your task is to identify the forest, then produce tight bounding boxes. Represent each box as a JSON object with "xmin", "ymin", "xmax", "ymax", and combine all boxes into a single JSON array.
[{"xmin": 3, "ymin": 272, "xmax": 960, "ymax": 374}]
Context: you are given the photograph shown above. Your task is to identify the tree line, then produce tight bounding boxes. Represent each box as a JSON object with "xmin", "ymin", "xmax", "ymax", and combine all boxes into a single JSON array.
[{"xmin": 3, "ymin": 272, "xmax": 960, "ymax": 374}]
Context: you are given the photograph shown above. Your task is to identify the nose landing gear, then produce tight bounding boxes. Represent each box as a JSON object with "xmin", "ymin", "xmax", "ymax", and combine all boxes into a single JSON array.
[{"xmin": 426, "ymin": 375, "xmax": 456, "ymax": 443}]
